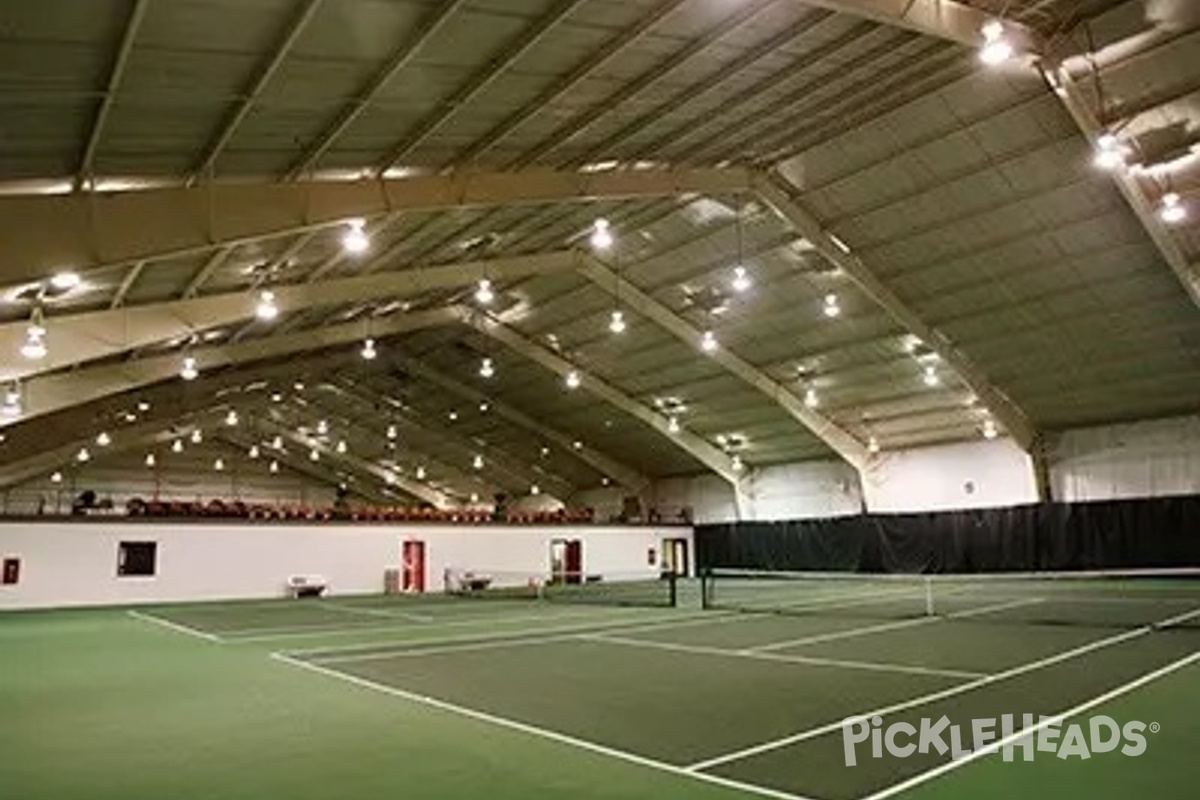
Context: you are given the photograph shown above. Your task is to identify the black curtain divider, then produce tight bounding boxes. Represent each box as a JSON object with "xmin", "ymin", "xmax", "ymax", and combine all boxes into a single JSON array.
[{"xmin": 695, "ymin": 494, "xmax": 1200, "ymax": 574}]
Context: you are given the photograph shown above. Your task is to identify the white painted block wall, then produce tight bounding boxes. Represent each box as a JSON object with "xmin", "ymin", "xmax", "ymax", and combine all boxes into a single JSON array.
[{"xmin": 0, "ymin": 521, "xmax": 691, "ymax": 610}]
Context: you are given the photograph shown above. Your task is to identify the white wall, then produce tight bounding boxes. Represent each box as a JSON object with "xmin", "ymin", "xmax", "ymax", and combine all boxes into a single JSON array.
[
  {"xmin": 1051, "ymin": 414, "xmax": 1200, "ymax": 501},
  {"xmin": 0, "ymin": 520, "xmax": 691, "ymax": 610},
  {"xmin": 862, "ymin": 438, "xmax": 1038, "ymax": 513},
  {"xmin": 748, "ymin": 461, "xmax": 862, "ymax": 520}
]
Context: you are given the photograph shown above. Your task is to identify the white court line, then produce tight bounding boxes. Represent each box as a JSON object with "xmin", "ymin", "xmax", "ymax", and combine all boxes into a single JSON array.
[
  {"xmin": 313, "ymin": 632, "xmax": 585, "ymax": 663},
  {"xmin": 225, "ymin": 606, "xmax": 655, "ymax": 642},
  {"xmin": 287, "ymin": 610, "xmax": 712, "ymax": 661},
  {"xmin": 270, "ymin": 651, "xmax": 818, "ymax": 800},
  {"xmin": 127, "ymin": 610, "xmax": 222, "ymax": 643},
  {"xmin": 749, "ymin": 597, "xmax": 1047, "ymax": 653},
  {"xmin": 584, "ymin": 634, "xmax": 985, "ymax": 681},
  {"xmin": 320, "ymin": 603, "xmax": 435, "ymax": 623},
  {"xmin": 862, "ymin": 649, "xmax": 1200, "ymax": 800},
  {"xmin": 686, "ymin": 622, "xmax": 1157, "ymax": 772}
]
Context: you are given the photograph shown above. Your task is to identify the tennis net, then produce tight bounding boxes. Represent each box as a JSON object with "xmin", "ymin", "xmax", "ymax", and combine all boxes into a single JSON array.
[
  {"xmin": 445, "ymin": 568, "xmax": 677, "ymax": 608},
  {"xmin": 700, "ymin": 568, "xmax": 1200, "ymax": 629}
]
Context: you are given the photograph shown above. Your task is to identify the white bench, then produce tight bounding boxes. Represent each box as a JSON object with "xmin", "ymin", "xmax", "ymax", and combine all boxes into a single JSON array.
[{"xmin": 286, "ymin": 574, "xmax": 327, "ymax": 598}]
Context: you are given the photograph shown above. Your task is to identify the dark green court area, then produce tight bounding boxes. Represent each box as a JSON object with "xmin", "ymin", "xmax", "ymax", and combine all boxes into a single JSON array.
[{"xmin": 3, "ymin": 581, "xmax": 1198, "ymax": 800}]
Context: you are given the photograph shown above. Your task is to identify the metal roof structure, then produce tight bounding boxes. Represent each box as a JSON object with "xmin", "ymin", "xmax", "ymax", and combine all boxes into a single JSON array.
[{"xmin": 0, "ymin": 0, "xmax": 1196, "ymax": 505}]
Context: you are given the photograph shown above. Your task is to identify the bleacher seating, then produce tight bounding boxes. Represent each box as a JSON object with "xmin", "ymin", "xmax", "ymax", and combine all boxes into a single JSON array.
[{"xmin": 122, "ymin": 497, "xmax": 599, "ymax": 526}]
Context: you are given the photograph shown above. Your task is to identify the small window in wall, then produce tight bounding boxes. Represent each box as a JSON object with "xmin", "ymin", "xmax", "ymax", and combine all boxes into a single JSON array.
[{"xmin": 117, "ymin": 541, "xmax": 157, "ymax": 577}]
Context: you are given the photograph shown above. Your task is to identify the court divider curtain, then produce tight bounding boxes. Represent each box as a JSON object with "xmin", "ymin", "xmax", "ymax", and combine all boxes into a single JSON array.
[{"xmin": 695, "ymin": 494, "xmax": 1200, "ymax": 573}]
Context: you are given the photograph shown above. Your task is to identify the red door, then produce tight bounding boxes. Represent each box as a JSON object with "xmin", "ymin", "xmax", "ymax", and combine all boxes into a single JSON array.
[
  {"xmin": 401, "ymin": 540, "xmax": 426, "ymax": 593},
  {"xmin": 564, "ymin": 539, "xmax": 582, "ymax": 584}
]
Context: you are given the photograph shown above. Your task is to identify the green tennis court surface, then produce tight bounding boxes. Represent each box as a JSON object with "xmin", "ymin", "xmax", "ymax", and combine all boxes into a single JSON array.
[{"xmin": 3, "ymin": 582, "xmax": 1198, "ymax": 800}]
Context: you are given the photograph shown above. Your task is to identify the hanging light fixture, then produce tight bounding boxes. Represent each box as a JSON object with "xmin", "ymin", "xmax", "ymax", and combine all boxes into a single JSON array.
[
  {"xmin": 213, "ymin": 458, "xmax": 225, "ymax": 472},
  {"xmin": 730, "ymin": 201, "xmax": 751, "ymax": 293},
  {"xmin": 2, "ymin": 384, "xmax": 21, "ymax": 418},
  {"xmin": 341, "ymin": 219, "xmax": 369, "ymax": 255},
  {"xmin": 1159, "ymin": 192, "xmax": 1187, "ymax": 224},
  {"xmin": 448, "ymin": 410, "xmax": 459, "ymax": 422},
  {"xmin": 979, "ymin": 20, "xmax": 1013, "ymax": 66},
  {"xmin": 590, "ymin": 218, "xmax": 614, "ymax": 250},
  {"xmin": 225, "ymin": 409, "xmax": 239, "ymax": 426},
  {"xmin": 565, "ymin": 370, "xmax": 581, "ymax": 389},
  {"xmin": 1094, "ymin": 133, "xmax": 1127, "ymax": 171},
  {"xmin": 335, "ymin": 440, "xmax": 347, "ymax": 454},
  {"xmin": 272, "ymin": 435, "xmax": 284, "ymax": 450},
  {"xmin": 804, "ymin": 387, "xmax": 819, "ymax": 408},
  {"xmin": 248, "ymin": 444, "xmax": 260, "ymax": 459},
  {"xmin": 923, "ymin": 364, "xmax": 940, "ymax": 387},
  {"xmin": 310, "ymin": 448, "xmax": 320, "ymax": 461},
  {"xmin": 530, "ymin": 484, "xmax": 540, "ymax": 496},
  {"xmin": 95, "ymin": 431, "xmax": 111, "ymax": 447},
  {"xmin": 475, "ymin": 278, "xmax": 495, "ymax": 305},
  {"xmin": 50, "ymin": 271, "xmax": 81, "ymax": 291},
  {"xmin": 171, "ymin": 439, "xmax": 184, "ymax": 453},
  {"xmin": 50, "ymin": 471, "xmax": 63, "ymax": 484},
  {"xmin": 180, "ymin": 356, "xmax": 199, "ymax": 381},
  {"xmin": 609, "ymin": 309, "xmax": 626, "ymax": 334},
  {"xmin": 384, "ymin": 471, "xmax": 396, "ymax": 486},
  {"xmin": 316, "ymin": 419, "xmax": 329, "ymax": 435},
  {"xmin": 700, "ymin": 330, "xmax": 718, "ymax": 352},
  {"xmin": 416, "ymin": 465, "xmax": 427, "ymax": 480},
  {"xmin": 191, "ymin": 428, "xmax": 203, "ymax": 444},
  {"xmin": 667, "ymin": 416, "xmax": 681, "ymax": 434},
  {"xmin": 254, "ymin": 290, "xmax": 279, "ymax": 321},
  {"xmin": 982, "ymin": 419, "xmax": 999, "ymax": 440},
  {"xmin": 386, "ymin": 424, "xmax": 397, "ymax": 440},
  {"xmin": 731, "ymin": 455, "xmax": 744, "ymax": 473},
  {"xmin": 479, "ymin": 357, "xmax": 495, "ymax": 378},
  {"xmin": 268, "ymin": 459, "xmax": 280, "ymax": 473},
  {"xmin": 479, "ymin": 402, "xmax": 490, "ymax": 413},
  {"xmin": 20, "ymin": 308, "xmax": 47, "ymax": 360},
  {"xmin": 76, "ymin": 447, "xmax": 91, "ymax": 462},
  {"xmin": 472, "ymin": 454, "xmax": 484, "ymax": 470},
  {"xmin": 360, "ymin": 337, "xmax": 378, "ymax": 360},
  {"xmin": 823, "ymin": 293, "xmax": 841, "ymax": 318}
]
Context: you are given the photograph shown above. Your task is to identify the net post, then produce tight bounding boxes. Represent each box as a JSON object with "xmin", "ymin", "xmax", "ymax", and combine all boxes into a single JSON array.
[
  {"xmin": 700, "ymin": 568, "xmax": 712, "ymax": 609},
  {"xmin": 924, "ymin": 576, "xmax": 935, "ymax": 616},
  {"xmin": 667, "ymin": 570, "xmax": 677, "ymax": 608}
]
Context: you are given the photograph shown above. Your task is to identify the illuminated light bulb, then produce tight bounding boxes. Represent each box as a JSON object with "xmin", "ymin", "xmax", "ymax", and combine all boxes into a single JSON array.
[
  {"xmin": 341, "ymin": 219, "xmax": 369, "ymax": 255},
  {"xmin": 213, "ymin": 458, "xmax": 225, "ymax": 471},
  {"xmin": 96, "ymin": 431, "xmax": 111, "ymax": 447},
  {"xmin": 255, "ymin": 290, "xmax": 278, "ymax": 321},
  {"xmin": 272, "ymin": 435, "xmax": 283, "ymax": 450},
  {"xmin": 271, "ymin": 392, "xmax": 283, "ymax": 403},
  {"xmin": 20, "ymin": 327, "xmax": 47, "ymax": 360},
  {"xmin": 530, "ymin": 484, "xmax": 540, "ymax": 496},
  {"xmin": 50, "ymin": 471, "xmax": 63, "ymax": 483},
  {"xmin": 76, "ymin": 447, "xmax": 90, "ymax": 462},
  {"xmin": 386, "ymin": 424, "xmax": 397, "ymax": 440},
  {"xmin": 804, "ymin": 387, "xmax": 819, "ymax": 409},
  {"xmin": 384, "ymin": 471, "xmax": 396, "ymax": 486},
  {"xmin": 731, "ymin": 266, "xmax": 751, "ymax": 293},
  {"xmin": 472, "ymin": 454, "xmax": 484, "ymax": 470},
  {"xmin": 171, "ymin": 439, "xmax": 184, "ymax": 453},
  {"xmin": 565, "ymin": 370, "xmax": 581, "ymax": 389},
  {"xmin": 1159, "ymin": 192, "xmax": 1187, "ymax": 224},
  {"xmin": 479, "ymin": 357, "xmax": 494, "ymax": 378},
  {"xmin": 1094, "ymin": 133, "xmax": 1127, "ymax": 171},
  {"xmin": 137, "ymin": 401, "xmax": 150, "ymax": 412},
  {"xmin": 572, "ymin": 440, "xmax": 583, "ymax": 450},
  {"xmin": 700, "ymin": 330, "xmax": 718, "ymax": 352},
  {"xmin": 868, "ymin": 437, "xmax": 880, "ymax": 454},
  {"xmin": 191, "ymin": 429, "xmax": 203, "ymax": 444},
  {"xmin": 923, "ymin": 365, "xmax": 940, "ymax": 387},
  {"xmin": 316, "ymin": 419, "xmax": 328, "ymax": 435},
  {"xmin": 979, "ymin": 20, "xmax": 1013, "ymax": 66},
  {"xmin": 310, "ymin": 448, "xmax": 320, "ymax": 461},
  {"xmin": 479, "ymin": 402, "xmax": 490, "ymax": 413},
  {"xmin": 360, "ymin": 338, "xmax": 377, "ymax": 360},
  {"xmin": 335, "ymin": 440, "xmax": 347, "ymax": 454},
  {"xmin": 609, "ymin": 310, "xmax": 626, "ymax": 334},
  {"xmin": 731, "ymin": 455, "xmax": 744, "ymax": 473},
  {"xmin": 269, "ymin": 460, "xmax": 279, "ymax": 474},
  {"xmin": 823, "ymin": 293, "xmax": 841, "ymax": 318},
  {"xmin": 475, "ymin": 278, "xmax": 495, "ymax": 305},
  {"xmin": 144, "ymin": 453, "xmax": 156, "ymax": 467},
  {"xmin": 180, "ymin": 356, "xmax": 199, "ymax": 381},
  {"xmin": 469, "ymin": 493, "xmax": 479, "ymax": 504},
  {"xmin": 590, "ymin": 218, "xmax": 614, "ymax": 250},
  {"xmin": 416, "ymin": 465, "xmax": 426, "ymax": 480},
  {"xmin": 448, "ymin": 410, "xmax": 459, "ymax": 422},
  {"xmin": 667, "ymin": 416, "xmax": 681, "ymax": 434},
  {"xmin": 248, "ymin": 445, "xmax": 260, "ymax": 459},
  {"xmin": 50, "ymin": 271, "xmax": 81, "ymax": 290},
  {"xmin": 983, "ymin": 419, "xmax": 999, "ymax": 440},
  {"xmin": 225, "ymin": 409, "xmax": 239, "ymax": 426}
]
